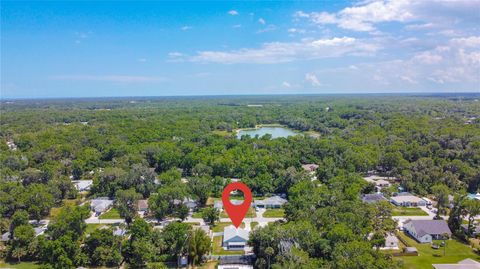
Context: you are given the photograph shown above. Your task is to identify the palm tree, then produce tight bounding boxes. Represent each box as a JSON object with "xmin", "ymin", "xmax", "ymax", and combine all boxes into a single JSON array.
[
  {"xmin": 265, "ymin": 246, "xmax": 275, "ymax": 269},
  {"xmin": 187, "ymin": 228, "xmax": 211, "ymax": 267}
]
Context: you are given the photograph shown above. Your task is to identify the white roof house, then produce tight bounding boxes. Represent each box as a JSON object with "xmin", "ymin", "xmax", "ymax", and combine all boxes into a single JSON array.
[
  {"xmin": 91, "ymin": 197, "xmax": 114, "ymax": 213},
  {"xmin": 390, "ymin": 193, "xmax": 426, "ymax": 207},
  {"xmin": 223, "ymin": 225, "xmax": 249, "ymax": 250},
  {"xmin": 254, "ymin": 196, "xmax": 287, "ymax": 209},
  {"xmin": 214, "ymin": 200, "xmax": 244, "ymax": 211},
  {"xmin": 404, "ymin": 219, "xmax": 452, "ymax": 243},
  {"xmin": 73, "ymin": 180, "xmax": 93, "ymax": 192},
  {"xmin": 363, "ymin": 176, "xmax": 392, "ymax": 188},
  {"xmin": 433, "ymin": 258, "xmax": 480, "ymax": 269},
  {"xmin": 301, "ymin": 164, "xmax": 319, "ymax": 172}
]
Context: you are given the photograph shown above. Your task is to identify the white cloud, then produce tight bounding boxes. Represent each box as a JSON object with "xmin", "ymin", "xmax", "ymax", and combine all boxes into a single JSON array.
[
  {"xmin": 256, "ymin": 25, "xmax": 277, "ymax": 33},
  {"xmin": 295, "ymin": 0, "xmax": 480, "ymax": 32},
  {"xmin": 181, "ymin": 26, "xmax": 192, "ymax": 31},
  {"xmin": 189, "ymin": 36, "xmax": 379, "ymax": 64},
  {"xmin": 305, "ymin": 73, "xmax": 321, "ymax": 86},
  {"xmin": 258, "ymin": 18, "xmax": 266, "ymax": 25},
  {"xmin": 287, "ymin": 28, "xmax": 306, "ymax": 34},
  {"xmin": 228, "ymin": 10, "xmax": 239, "ymax": 16},
  {"xmin": 282, "ymin": 81, "xmax": 291, "ymax": 88},
  {"xmin": 50, "ymin": 75, "xmax": 164, "ymax": 83},
  {"xmin": 413, "ymin": 51, "xmax": 443, "ymax": 64}
]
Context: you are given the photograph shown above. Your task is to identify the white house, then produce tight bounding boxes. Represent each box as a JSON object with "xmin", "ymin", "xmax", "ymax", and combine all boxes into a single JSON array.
[
  {"xmin": 91, "ymin": 197, "xmax": 114, "ymax": 215},
  {"xmin": 363, "ymin": 175, "xmax": 393, "ymax": 189},
  {"xmin": 223, "ymin": 225, "xmax": 249, "ymax": 250},
  {"xmin": 254, "ymin": 196, "xmax": 287, "ymax": 209},
  {"xmin": 390, "ymin": 193, "xmax": 426, "ymax": 207},
  {"xmin": 73, "ymin": 180, "xmax": 93, "ymax": 192},
  {"xmin": 404, "ymin": 219, "xmax": 451, "ymax": 243},
  {"xmin": 433, "ymin": 258, "xmax": 480, "ymax": 269},
  {"xmin": 214, "ymin": 200, "xmax": 244, "ymax": 211}
]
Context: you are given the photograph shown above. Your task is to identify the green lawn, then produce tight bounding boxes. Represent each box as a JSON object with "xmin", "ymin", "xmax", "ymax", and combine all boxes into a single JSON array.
[
  {"xmin": 263, "ymin": 208, "xmax": 285, "ymax": 218},
  {"xmin": 392, "ymin": 207, "xmax": 429, "ymax": 216},
  {"xmin": 220, "ymin": 207, "xmax": 256, "ymax": 218},
  {"xmin": 85, "ymin": 223, "xmax": 108, "ymax": 234},
  {"xmin": 99, "ymin": 208, "xmax": 121, "ymax": 219},
  {"xmin": 212, "ymin": 236, "xmax": 244, "ymax": 255},
  {"xmin": 394, "ymin": 232, "xmax": 480, "ymax": 269},
  {"xmin": 0, "ymin": 261, "xmax": 41, "ymax": 269},
  {"xmin": 212, "ymin": 222, "xmax": 245, "ymax": 233},
  {"xmin": 251, "ymin": 222, "xmax": 259, "ymax": 229}
]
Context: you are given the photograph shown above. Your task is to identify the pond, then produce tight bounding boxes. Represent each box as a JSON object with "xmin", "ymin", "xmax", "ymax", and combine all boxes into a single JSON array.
[{"xmin": 236, "ymin": 126, "xmax": 298, "ymax": 139}]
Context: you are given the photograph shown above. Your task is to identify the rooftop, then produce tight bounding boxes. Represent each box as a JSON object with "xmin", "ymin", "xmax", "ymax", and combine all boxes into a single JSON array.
[
  {"xmin": 223, "ymin": 225, "xmax": 249, "ymax": 243},
  {"xmin": 405, "ymin": 219, "xmax": 452, "ymax": 237}
]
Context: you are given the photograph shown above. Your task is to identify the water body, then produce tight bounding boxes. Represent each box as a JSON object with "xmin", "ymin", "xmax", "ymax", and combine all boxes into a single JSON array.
[{"xmin": 237, "ymin": 126, "xmax": 297, "ymax": 139}]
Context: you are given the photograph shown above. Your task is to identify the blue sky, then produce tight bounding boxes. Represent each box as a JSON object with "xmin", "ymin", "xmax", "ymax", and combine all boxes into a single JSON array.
[{"xmin": 1, "ymin": 0, "xmax": 479, "ymax": 98}]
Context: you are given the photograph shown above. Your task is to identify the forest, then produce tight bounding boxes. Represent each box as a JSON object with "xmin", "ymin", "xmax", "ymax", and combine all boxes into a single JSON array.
[{"xmin": 0, "ymin": 94, "xmax": 479, "ymax": 268}]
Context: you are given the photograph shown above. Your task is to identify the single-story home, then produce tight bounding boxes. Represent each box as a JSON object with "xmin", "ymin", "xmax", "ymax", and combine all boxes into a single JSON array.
[
  {"xmin": 433, "ymin": 258, "xmax": 480, "ymax": 269},
  {"xmin": 91, "ymin": 197, "xmax": 114, "ymax": 214},
  {"xmin": 362, "ymin": 193, "xmax": 387, "ymax": 204},
  {"xmin": 215, "ymin": 200, "xmax": 244, "ymax": 211},
  {"xmin": 173, "ymin": 198, "xmax": 198, "ymax": 211},
  {"xmin": 390, "ymin": 193, "xmax": 426, "ymax": 207},
  {"xmin": 223, "ymin": 225, "xmax": 249, "ymax": 250},
  {"xmin": 302, "ymin": 164, "xmax": 319, "ymax": 172},
  {"xmin": 137, "ymin": 199, "xmax": 149, "ymax": 212},
  {"xmin": 254, "ymin": 196, "xmax": 287, "ymax": 209},
  {"xmin": 363, "ymin": 175, "xmax": 392, "ymax": 188},
  {"xmin": 404, "ymin": 219, "xmax": 452, "ymax": 243},
  {"xmin": 2, "ymin": 227, "xmax": 46, "ymax": 242},
  {"xmin": 72, "ymin": 180, "xmax": 93, "ymax": 192},
  {"xmin": 113, "ymin": 227, "xmax": 127, "ymax": 237}
]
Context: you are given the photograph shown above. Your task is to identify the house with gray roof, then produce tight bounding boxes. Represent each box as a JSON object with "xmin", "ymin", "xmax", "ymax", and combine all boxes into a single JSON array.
[
  {"xmin": 254, "ymin": 196, "xmax": 287, "ymax": 209},
  {"xmin": 223, "ymin": 225, "xmax": 249, "ymax": 250},
  {"xmin": 433, "ymin": 258, "xmax": 480, "ymax": 269},
  {"xmin": 462, "ymin": 223, "xmax": 480, "ymax": 236},
  {"xmin": 214, "ymin": 200, "xmax": 244, "ymax": 211},
  {"xmin": 404, "ymin": 219, "xmax": 451, "ymax": 243},
  {"xmin": 362, "ymin": 193, "xmax": 387, "ymax": 204},
  {"xmin": 72, "ymin": 180, "xmax": 93, "ymax": 192},
  {"xmin": 91, "ymin": 197, "xmax": 114, "ymax": 215}
]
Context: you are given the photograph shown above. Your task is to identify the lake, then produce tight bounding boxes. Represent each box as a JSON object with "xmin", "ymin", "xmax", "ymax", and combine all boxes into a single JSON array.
[{"xmin": 236, "ymin": 126, "xmax": 297, "ymax": 139}]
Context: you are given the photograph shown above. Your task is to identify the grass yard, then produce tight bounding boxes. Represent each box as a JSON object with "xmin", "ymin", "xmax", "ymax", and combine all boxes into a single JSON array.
[
  {"xmin": 263, "ymin": 208, "xmax": 285, "ymax": 218},
  {"xmin": 394, "ymin": 232, "xmax": 479, "ymax": 269},
  {"xmin": 99, "ymin": 208, "xmax": 121, "ymax": 219},
  {"xmin": 212, "ymin": 236, "xmax": 244, "ymax": 255},
  {"xmin": 220, "ymin": 207, "xmax": 256, "ymax": 218},
  {"xmin": 49, "ymin": 199, "xmax": 80, "ymax": 219},
  {"xmin": 392, "ymin": 207, "xmax": 429, "ymax": 216},
  {"xmin": 251, "ymin": 222, "xmax": 259, "ymax": 229},
  {"xmin": 191, "ymin": 209, "xmax": 205, "ymax": 218},
  {"xmin": 0, "ymin": 261, "xmax": 41, "ymax": 269},
  {"xmin": 85, "ymin": 223, "xmax": 108, "ymax": 234},
  {"xmin": 212, "ymin": 222, "xmax": 245, "ymax": 232}
]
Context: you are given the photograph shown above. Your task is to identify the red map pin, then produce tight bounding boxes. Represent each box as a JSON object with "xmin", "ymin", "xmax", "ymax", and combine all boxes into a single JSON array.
[{"xmin": 222, "ymin": 182, "xmax": 252, "ymax": 228}]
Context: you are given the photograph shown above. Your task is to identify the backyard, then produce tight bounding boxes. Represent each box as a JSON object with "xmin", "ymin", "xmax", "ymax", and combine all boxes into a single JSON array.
[
  {"xmin": 394, "ymin": 232, "xmax": 479, "ymax": 269},
  {"xmin": 212, "ymin": 222, "xmax": 245, "ymax": 233},
  {"xmin": 263, "ymin": 208, "xmax": 285, "ymax": 218}
]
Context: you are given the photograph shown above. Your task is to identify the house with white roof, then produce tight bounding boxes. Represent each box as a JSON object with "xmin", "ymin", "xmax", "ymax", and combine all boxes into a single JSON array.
[
  {"xmin": 383, "ymin": 233, "xmax": 399, "ymax": 249},
  {"xmin": 254, "ymin": 196, "xmax": 287, "ymax": 209},
  {"xmin": 433, "ymin": 258, "xmax": 480, "ymax": 269},
  {"xmin": 223, "ymin": 225, "xmax": 249, "ymax": 250},
  {"xmin": 404, "ymin": 219, "xmax": 452, "ymax": 243},
  {"xmin": 390, "ymin": 193, "xmax": 426, "ymax": 207},
  {"xmin": 72, "ymin": 180, "xmax": 93, "ymax": 192},
  {"xmin": 364, "ymin": 175, "xmax": 393, "ymax": 190},
  {"xmin": 214, "ymin": 200, "xmax": 244, "ymax": 211},
  {"xmin": 91, "ymin": 197, "xmax": 114, "ymax": 215}
]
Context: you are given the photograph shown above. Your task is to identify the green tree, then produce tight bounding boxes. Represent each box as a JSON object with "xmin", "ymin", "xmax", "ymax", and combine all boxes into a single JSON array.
[
  {"xmin": 201, "ymin": 207, "xmax": 220, "ymax": 226},
  {"xmin": 115, "ymin": 188, "xmax": 141, "ymax": 225},
  {"xmin": 187, "ymin": 228, "xmax": 211, "ymax": 266}
]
